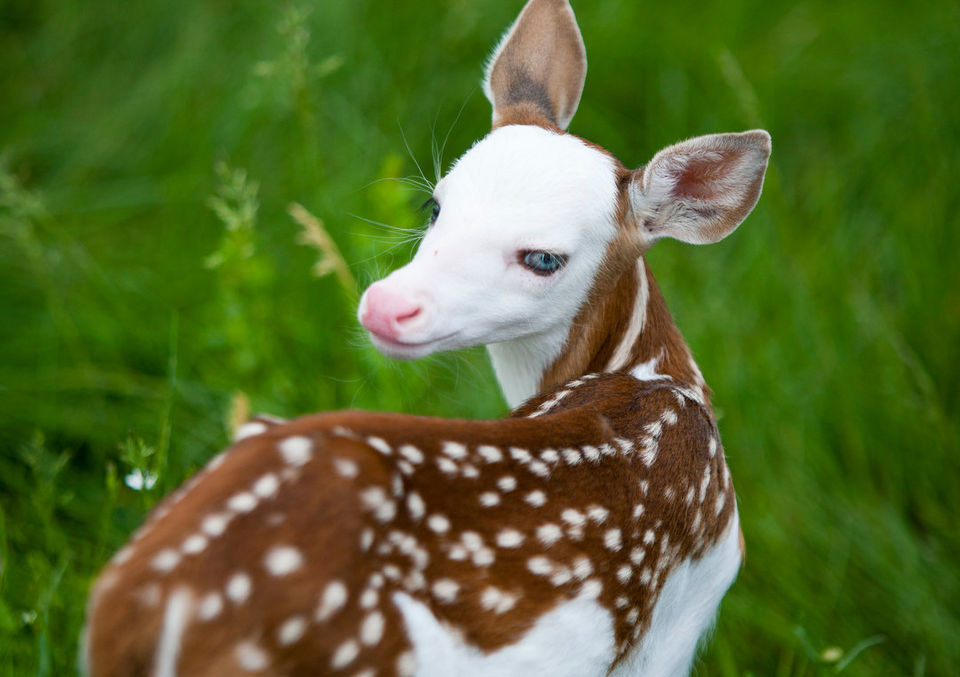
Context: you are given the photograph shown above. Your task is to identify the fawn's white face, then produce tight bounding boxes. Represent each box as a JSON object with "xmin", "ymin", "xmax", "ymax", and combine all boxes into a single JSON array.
[{"xmin": 358, "ymin": 124, "xmax": 619, "ymax": 362}]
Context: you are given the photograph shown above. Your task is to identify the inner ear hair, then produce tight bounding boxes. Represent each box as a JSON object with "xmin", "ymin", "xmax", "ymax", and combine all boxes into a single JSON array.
[
  {"xmin": 483, "ymin": 0, "xmax": 587, "ymax": 131},
  {"xmin": 631, "ymin": 130, "xmax": 772, "ymax": 246}
]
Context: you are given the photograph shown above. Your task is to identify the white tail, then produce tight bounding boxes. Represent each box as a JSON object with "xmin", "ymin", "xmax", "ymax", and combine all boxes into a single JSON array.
[{"xmin": 84, "ymin": 1, "xmax": 770, "ymax": 675}]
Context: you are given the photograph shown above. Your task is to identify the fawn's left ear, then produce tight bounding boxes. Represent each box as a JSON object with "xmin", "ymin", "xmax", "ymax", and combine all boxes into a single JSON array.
[
  {"xmin": 630, "ymin": 130, "xmax": 772, "ymax": 246},
  {"xmin": 483, "ymin": 0, "xmax": 587, "ymax": 130}
]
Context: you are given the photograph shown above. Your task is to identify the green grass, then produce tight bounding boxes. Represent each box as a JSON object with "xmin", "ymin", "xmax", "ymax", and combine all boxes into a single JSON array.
[{"xmin": 1, "ymin": 0, "xmax": 958, "ymax": 674}]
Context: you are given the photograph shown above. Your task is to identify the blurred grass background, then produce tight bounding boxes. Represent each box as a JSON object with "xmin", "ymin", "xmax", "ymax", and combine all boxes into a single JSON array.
[{"xmin": 1, "ymin": 0, "xmax": 958, "ymax": 674}]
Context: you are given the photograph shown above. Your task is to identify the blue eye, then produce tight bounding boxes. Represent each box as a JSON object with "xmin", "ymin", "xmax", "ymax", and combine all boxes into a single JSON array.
[
  {"xmin": 522, "ymin": 250, "xmax": 566, "ymax": 275},
  {"xmin": 421, "ymin": 197, "xmax": 440, "ymax": 225}
]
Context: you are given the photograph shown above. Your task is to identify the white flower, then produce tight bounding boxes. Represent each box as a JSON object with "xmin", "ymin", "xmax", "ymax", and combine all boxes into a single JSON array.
[{"xmin": 124, "ymin": 469, "xmax": 158, "ymax": 491}]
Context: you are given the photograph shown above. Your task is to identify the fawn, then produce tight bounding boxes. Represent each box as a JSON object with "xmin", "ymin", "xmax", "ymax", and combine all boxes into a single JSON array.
[{"xmin": 84, "ymin": 0, "xmax": 771, "ymax": 675}]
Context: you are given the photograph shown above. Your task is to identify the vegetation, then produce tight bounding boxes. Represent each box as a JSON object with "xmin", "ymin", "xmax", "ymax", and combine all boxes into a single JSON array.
[{"xmin": 1, "ymin": 0, "xmax": 958, "ymax": 674}]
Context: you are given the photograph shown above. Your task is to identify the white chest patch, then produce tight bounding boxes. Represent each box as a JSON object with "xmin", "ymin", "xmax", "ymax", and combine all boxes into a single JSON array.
[
  {"xmin": 609, "ymin": 513, "xmax": 742, "ymax": 677},
  {"xmin": 392, "ymin": 589, "xmax": 616, "ymax": 677}
]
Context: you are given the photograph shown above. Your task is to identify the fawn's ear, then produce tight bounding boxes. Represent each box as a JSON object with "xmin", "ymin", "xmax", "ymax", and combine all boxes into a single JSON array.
[
  {"xmin": 630, "ymin": 130, "xmax": 772, "ymax": 246},
  {"xmin": 483, "ymin": 0, "xmax": 587, "ymax": 130}
]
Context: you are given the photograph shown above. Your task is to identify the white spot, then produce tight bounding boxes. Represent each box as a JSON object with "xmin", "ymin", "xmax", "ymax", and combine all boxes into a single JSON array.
[
  {"xmin": 630, "ymin": 547, "xmax": 646, "ymax": 565},
  {"xmin": 427, "ymin": 514, "xmax": 450, "ymax": 533},
  {"xmin": 617, "ymin": 565, "xmax": 633, "ymax": 584},
  {"xmin": 496, "ymin": 529, "xmax": 524, "ymax": 548},
  {"xmin": 406, "ymin": 492, "xmax": 425, "ymax": 520},
  {"xmin": 448, "ymin": 544, "xmax": 468, "ymax": 561},
  {"xmin": 361, "ymin": 611, "xmax": 385, "ymax": 646},
  {"xmin": 615, "ymin": 596, "xmax": 629, "ymax": 609},
  {"xmin": 604, "ymin": 528, "xmax": 622, "ymax": 552},
  {"xmin": 111, "ymin": 545, "xmax": 134, "ymax": 565},
  {"xmin": 181, "ymin": 534, "xmax": 207, "ymax": 555},
  {"xmin": 360, "ymin": 588, "xmax": 379, "ymax": 609},
  {"xmin": 562, "ymin": 448, "xmax": 582, "ymax": 465},
  {"xmin": 631, "ymin": 356, "xmax": 668, "ymax": 382},
  {"xmin": 442, "ymin": 441, "xmax": 468, "ymax": 460},
  {"xmin": 202, "ymin": 512, "xmax": 231, "ymax": 537},
  {"xmin": 633, "ymin": 504, "xmax": 645, "ymax": 519},
  {"xmin": 227, "ymin": 492, "xmax": 258, "ymax": 513},
  {"xmin": 561, "ymin": 509, "xmax": 586, "ymax": 528},
  {"xmin": 206, "ymin": 451, "xmax": 228, "ymax": 471},
  {"xmin": 235, "ymin": 641, "xmax": 270, "ymax": 671},
  {"xmin": 480, "ymin": 587, "xmax": 517, "ymax": 614},
  {"xmin": 715, "ymin": 489, "xmax": 727, "ymax": 515},
  {"xmin": 252, "ymin": 473, "xmax": 279, "ymax": 499},
  {"xmin": 582, "ymin": 445, "xmax": 601, "ymax": 462},
  {"xmin": 360, "ymin": 487, "xmax": 396, "ymax": 523},
  {"xmin": 398, "ymin": 460, "xmax": 415, "ymax": 476},
  {"xmin": 333, "ymin": 458, "xmax": 359, "ymax": 478},
  {"xmin": 235, "ymin": 421, "xmax": 267, "ymax": 441},
  {"xmin": 587, "ymin": 505, "xmax": 609, "ymax": 523},
  {"xmin": 581, "ymin": 578, "xmax": 603, "ymax": 599},
  {"xmin": 626, "ymin": 607, "xmax": 640, "ymax": 625},
  {"xmin": 277, "ymin": 616, "xmax": 307, "ymax": 646},
  {"xmin": 497, "ymin": 476, "xmax": 517, "ymax": 492},
  {"xmin": 662, "ymin": 409, "xmax": 678, "ymax": 426},
  {"xmin": 366, "ymin": 436, "xmax": 392, "ymax": 456},
  {"xmin": 226, "ymin": 572, "xmax": 252, "ymax": 603},
  {"xmin": 640, "ymin": 480, "xmax": 649, "ymax": 495},
  {"xmin": 316, "ymin": 581, "xmax": 348, "ymax": 621},
  {"xmin": 700, "ymin": 465, "xmax": 712, "ymax": 503},
  {"xmin": 708, "ymin": 437, "xmax": 718, "ymax": 457},
  {"xmin": 197, "ymin": 592, "xmax": 222, "ymax": 621},
  {"xmin": 331, "ymin": 639, "xmax": 359, "ymax": 669},
  {"xmin": 265, "ymin": 545, "xmax": 303, "ymax": 576},
  {"xmin": 432, "ymin": 579, "xmax": 459, "ymax": 603},
  {"xmin": 509, "ymin": 447, "xmax": 532, "ymax": 463},
  {"xmin": 539, "ymin": 449, "xmax": 559, "ymax": 464},
  {"xmin": 536, "ymin": 523, "xmax": 563, "ymax": 547},
  {"xmin": 399, "ymin": 444, "xmax": 424, "ymax": 464},
  {"xmin": 644, "ymin": 529, "xmax": 656, "ymax": 545},
  {"xmin": 550, "ymin": 566, "xmax": 573, "ymax": 586},
  {"xmin": 436, "ymin": 457, "xmax": 459, "ymax": 476},
  {"xmin": 572, "ymin": 555, "xmax": 593, "ymax": 580},
  {"xmin": 360, "ymin": 528, "xmax": 374, "ymax": 551},
  {"xmin": 527, "ymin": 556, "xmax": 553, "ymax": 576},
  {"xmin": 278, "ymin": 436, "xmax": 313, "ymax": 466},
  {"xmin": 477, "ymin": 445, "xmax": 503, "ymax": 463},
  {"xmin": 479, "ymin": 491, "xmax": 500, "ymax": 507},
  {"xmin": 527, "ymin": 460, "xmax": 550, "ymax": 477},
  {"xmin": 525, "ymin": 490, "xmax": 547, "ymax": 507},
  {"xmin": 151, "ymin": 549, "xmax": 180, "ymax": 573},
  {"xmin": 461, "ymin": 532, "xmax": 483, "ymax": 551},
  {"xmin": 472, "ymin": 547, "xmax": 496, "ymax": 567}
]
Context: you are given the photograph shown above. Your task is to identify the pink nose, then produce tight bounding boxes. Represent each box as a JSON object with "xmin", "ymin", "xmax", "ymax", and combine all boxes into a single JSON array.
[{"xmin": 360, "ymin": 285, "xmax": 424, "ymax": 341}]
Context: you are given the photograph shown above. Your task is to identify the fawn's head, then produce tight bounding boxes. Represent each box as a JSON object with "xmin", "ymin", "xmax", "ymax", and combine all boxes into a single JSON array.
[{"xmin": 359, "ymin": 0, "xmax": 770, "ymax": 404}]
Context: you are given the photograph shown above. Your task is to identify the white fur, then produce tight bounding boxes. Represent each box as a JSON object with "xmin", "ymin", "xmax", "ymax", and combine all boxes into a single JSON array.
[
  {"xmin": 610, "ymin": 516, "xmax": 742, "ymax": 677},
  {"xmin": 392, "ymin": 588, "xmax": 616, "ymax": 677},
  {"xmin": 360, "ymin": 125, "xmax": 619, "ymax": 407},
  {"xmin": 153, "ymin": 588, "xmax": 193, "ymax": 677},
  {"xmin": 606, "ymin": 259, "xmax": 650, "ymax": 372}
]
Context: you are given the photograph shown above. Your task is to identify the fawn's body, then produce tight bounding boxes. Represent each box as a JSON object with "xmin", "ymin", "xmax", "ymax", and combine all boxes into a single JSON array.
[{"xmin": 85, "ymin": 1, "xmax": 771, "ymax": 675}]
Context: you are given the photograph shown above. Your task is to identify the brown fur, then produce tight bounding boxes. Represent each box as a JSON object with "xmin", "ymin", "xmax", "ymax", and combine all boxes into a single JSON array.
[{"xmin": 87, "ymin": 373, "xmax": 736, "ymax": 675}]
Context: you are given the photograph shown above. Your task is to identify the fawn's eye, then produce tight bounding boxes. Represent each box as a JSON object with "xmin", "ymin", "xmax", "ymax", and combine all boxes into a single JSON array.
[
  {"xmin": 521, "ymin": 250, "xmax": 567, "ymax": 276},
  {"xmin": 421, "ymin": 197, "xmax": 440, "ymax": 225}
]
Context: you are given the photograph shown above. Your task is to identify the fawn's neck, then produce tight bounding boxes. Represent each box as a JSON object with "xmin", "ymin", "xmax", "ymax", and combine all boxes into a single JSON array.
[{"xmin": 489, "ymin": 259, "xmax": 710, "ymax": 410}]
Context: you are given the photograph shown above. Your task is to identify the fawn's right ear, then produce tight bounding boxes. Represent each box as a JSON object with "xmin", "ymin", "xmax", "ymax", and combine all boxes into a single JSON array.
[{"xmin": 483, "ymin": 0, "xmax": 587, "ymax": 131}]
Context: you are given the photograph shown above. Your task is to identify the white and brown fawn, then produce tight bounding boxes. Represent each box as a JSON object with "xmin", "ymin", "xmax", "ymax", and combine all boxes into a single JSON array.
[{"xmin": 84, "ymin": 1, "xmax": 771, "ymax": 675}]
